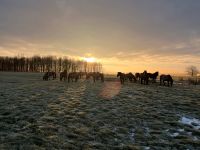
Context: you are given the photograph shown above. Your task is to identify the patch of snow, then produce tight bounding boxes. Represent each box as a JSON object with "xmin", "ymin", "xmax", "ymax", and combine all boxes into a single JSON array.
[
  {"xmin": 144, "ymin": 147, "xmax": 150, "ymax": 150},
  {"xmin": 128, "ymin": 95, "xmax": 132, "ymax": 98},
  {"xmin": 179, "ymin": 116, "xmax": 200, "ymax": 130},
  {"xmin": 129, "ymin": 129, "xmax": 135, "ymax": 143},
  {"xmin": 170, "ymin": 132, "xmax": 179, "ymax": 137},
  {"xmin": 187, "ymin": 132, "xmax": 192, "ymax": 136},
  {"xmin": 193, "ymin": 136, "xmax": 198, "ymax": 141},
  {"xmin": 177, "ymin": 129, "xmax": 184, "ymax": 132}
]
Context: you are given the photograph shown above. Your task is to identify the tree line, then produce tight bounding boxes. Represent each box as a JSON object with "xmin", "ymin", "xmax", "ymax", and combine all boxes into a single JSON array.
[{"xmin": 0, "ymin": 56, "xmax": 103, "ymax": 73}]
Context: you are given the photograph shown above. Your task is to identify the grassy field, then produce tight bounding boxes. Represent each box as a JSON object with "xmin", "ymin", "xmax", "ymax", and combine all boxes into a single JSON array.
[{"xmin": 0, "ymin": 72, "xmax": 200, "ymax": 150}]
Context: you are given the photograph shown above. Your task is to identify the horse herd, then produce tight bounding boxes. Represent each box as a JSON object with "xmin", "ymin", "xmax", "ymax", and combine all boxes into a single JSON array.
[
  {"xmin": 117, "ymin": 71, "xmax": 173, "ymax": 86},
  {"xmin": 43, "ymin": 70, "xmax": 104, "ymax": 83},
  {"xmin": 43, "ymin": 70, "xmax": 173, "ymax": 86}
]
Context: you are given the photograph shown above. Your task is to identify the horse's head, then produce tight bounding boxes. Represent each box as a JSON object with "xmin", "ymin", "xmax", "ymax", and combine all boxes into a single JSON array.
[
  {"xmin": 142, "ymin": 70, "xmax": 148, "ymax": 76},
  {"xmin": 135, "ymin": 73, "xmax": 139, "ymax": 78},
  {"xmin": 155, "ymin": 72, "xmax": 159, "ymax": 76},
  {"xmin": 117, "ymin": 72, "xmax": 121, "ymax": 77}
]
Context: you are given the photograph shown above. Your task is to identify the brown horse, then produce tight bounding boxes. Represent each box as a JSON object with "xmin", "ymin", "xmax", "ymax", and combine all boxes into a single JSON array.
[
  {"xmin": 117, "ymin": 72, "xmax": 126, "ymax": 84},
  {"xmin": 140, "ymin": 70, "xmax": 149, "ymax": 85},
  {"xmin": 135, "ymin": 72, "xmax": 141, "ymax": 81},
  {"xmin": 60, "ymin": 70, "xmax": 68, "ymax": 81},
  {"xmin": 148, "ymin": 71, "xmax": 159, "ymax": 83},
  {"xmin": 126, "ymin": 72, "xmax": 137, "ymax": 83},
  {"xmin": 43, "ymin": 72, "xmax": 49, "ymax": 81},
  {"xmin": 49, "ymin": 71, "xmax": 56, "ymax": 80},
  {"xmin": 68, "ymin": 72, "xmax": 80, "ymax": 82},
  {"xmin": 43, "ymin": 71, "xmax": 56, "ymax": 80},
  {"xmin": 86, "ymin": 72, "xmax": 104, "ymax": 83},
  {"xmin": 78, "ymin": 71, "xmax": 87, "ymax": 79},
  {"xmin": 160, "ymin": 74, "xmax": 173, "ymax": 86}
]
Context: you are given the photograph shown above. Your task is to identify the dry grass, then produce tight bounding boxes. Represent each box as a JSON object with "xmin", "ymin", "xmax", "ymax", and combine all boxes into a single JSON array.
[{"xmin": 0, "ymin": 72, "xmax": 200, "ymax": 149}]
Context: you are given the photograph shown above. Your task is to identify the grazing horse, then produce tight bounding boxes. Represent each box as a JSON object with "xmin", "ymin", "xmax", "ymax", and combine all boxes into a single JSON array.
[
  {"xmin": 160, "ymin": 74, "xmax": 173, "ymax": 87},
  {"xmin": 43, "ymin": 71, "xmax": 56, "ymax": 80},
  {"xmin": 68, "ymin": 72, "xmax": 80, "ymax": 82},
  {"xmin": 48, "ymin": 71, "xmax": 56, "ymax": 80},
  {"xmin": 43, "ymin": 72, "xmax": 49, "ymax": 81},
  {"xmin": 125, "ymin": 72, "xmax": 137, "ymax": 82},
  {"xmin": 117, "ymin": 72, "xmax": 126, "ymax": 84},
  {"xmin": 86, "ymin": 72, "xmax": 104, "ymax": 83},
  {"xmin": 78, "ymin": 72, "xmax": 86, "ymax": 79},
  {"xmin": 140, "ymin": 70, "xmax": 149, "ymax": 85},
  {"xmin": 60, "ymin": 70, "xmax": 68, "ymax": 81},
  {"xmin": 148, "ymin": 71, "xmax": 159, "ymax": 83}
]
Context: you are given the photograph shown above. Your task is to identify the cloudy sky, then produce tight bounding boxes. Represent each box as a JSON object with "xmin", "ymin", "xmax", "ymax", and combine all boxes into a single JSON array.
[{"xmin": 0, "ymin": 0, "xmax": 200, "ymax": 74}]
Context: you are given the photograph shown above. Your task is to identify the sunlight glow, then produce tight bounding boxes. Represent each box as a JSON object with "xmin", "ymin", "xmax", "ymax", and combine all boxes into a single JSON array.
[{"xmin": 83, "ymin": 57, "xmax": 96, "ymax": 63}]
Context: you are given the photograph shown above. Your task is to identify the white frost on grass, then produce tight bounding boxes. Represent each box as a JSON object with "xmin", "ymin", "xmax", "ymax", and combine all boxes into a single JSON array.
[
  {"xmin": 177, "ymin": 129, "xmax": 184, "ymax": 132},
  {"xmin": 193, "ymin": 136, "xmax": 199, "ymax": 141},
  {"xmin": 170, "ymin": 132, "xmax": 179, "ymax": 137},
  {"xmin": 179, "ymin": 116, "xmax": 200, "ymax": 130},
  {"xmin": 129, "ymin": 128, "xmax": 135, "ymax": 143}
]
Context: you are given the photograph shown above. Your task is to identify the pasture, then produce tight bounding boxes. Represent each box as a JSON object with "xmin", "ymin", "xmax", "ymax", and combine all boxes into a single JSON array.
[{"xmin": 0, "ymin": 72, "xmax": 200, "ymax": 149}]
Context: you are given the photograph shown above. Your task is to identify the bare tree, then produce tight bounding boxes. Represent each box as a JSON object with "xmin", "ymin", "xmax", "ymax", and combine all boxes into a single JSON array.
[{"xmin": 186, "ymin": 65, "xmax": 199, "ymax": 77}]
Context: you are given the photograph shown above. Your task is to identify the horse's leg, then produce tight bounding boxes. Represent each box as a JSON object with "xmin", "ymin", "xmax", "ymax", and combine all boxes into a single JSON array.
[{"xmin": 146, "ymin": 78, "xmax": 149, "ymax": 85}]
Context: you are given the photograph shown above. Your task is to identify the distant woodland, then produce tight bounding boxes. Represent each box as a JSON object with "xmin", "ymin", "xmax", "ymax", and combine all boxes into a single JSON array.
[{"xmin": 0, "ymin": 56, "xmax": 103, "ymax": 73}]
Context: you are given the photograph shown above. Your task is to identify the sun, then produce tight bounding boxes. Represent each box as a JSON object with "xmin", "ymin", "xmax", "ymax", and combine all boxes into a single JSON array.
[{"xmin": 83, "ymin": 57, "xmax": 96, "ymax": 63}]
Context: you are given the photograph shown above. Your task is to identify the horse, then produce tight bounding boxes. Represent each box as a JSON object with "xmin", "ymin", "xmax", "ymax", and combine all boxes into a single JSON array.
[
  {"xmin": 43, "ymin": 71, "xmax": 56, "ymax": 80},
  {"xmin": 86, "ymin": 72, "xmax": 104, "ymax": 83},
  {"xmin": 135, "ymin": 72, "xmax": 141, "ymax": 81},
  {"xmin": 117, "ymin": 72, "xmax": 126, "ymax": 84},
  {"xmin": 48, "ymin": 71, "xmax": 56, "ymax": 80},
  {"xmin": 78, "ymin": 71, "xmax": 86, "ymax": 79},
  {"xmin": 60, "ymin": 70, "xmax": 68, "ymax": 81},
  {"xmin": 68, "ymin": 72, "xmax": 80, "ymax": 82},
  {"xmin": 160, "ymin": 74, "xmax": 173, "ymax": 87},
  {"xmin": 140, "ymin": 70, "xmax": 149, "ymax": 85},
  {"xmin": 43, "ymin": 72, "xmax": 49, "ymax": 81},
  {"xmin": 125, "ymin": 72, "xmax": 137, "ymax": 83},
  {"xmin": 148, "ymin": 71, "xmax": 159, "ymax": 83}
]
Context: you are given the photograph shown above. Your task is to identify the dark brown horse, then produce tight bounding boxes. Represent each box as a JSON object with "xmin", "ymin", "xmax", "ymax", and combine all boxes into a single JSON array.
[
  {"xmin": 43, "ymin": 71, "xmax": 56, "ymax": 80},
  {"xmin": 86, "ymin": 72, "xmax": 104, "ymax": 83},
  {"xmin": 140, "ymin": 70, "xmax": 149, "ymax": 85},
  {"xmin": 78, "ymin": 71, "xmax": 87, "ymax": 79},
  {"xmin": 68, "ymin": 72, "xmax": 80, "ymax": 82},
  {"xmin": 117, "ymin": 72, "xmax": 126, "ymax": 84},
  {"xmin": 49, "ymin": 71, "xmax": 56, "ymax": 80},
  {"xmin": 60, "ymin": 70, "xmax": 68, "ymax": 81},
  {"xmin": 148, "ymin": 71, "xmax": 159, "ymax": 83},
  {"xmin": 135, "ymin": 72, "xmax": 141, "ymax": 81},
  {"xmin": 125, "ymin": 72, "xmax": 137, "ymax": 83},
  {"xmin": 160, "ymin": 74, "xmax": 173, "ymax": 86},
  {"xmin": 43, "ymin": 72, "xmax": 49, "ymax": 81},
  {"xmin": 117, "ymin": 72, "xmax": 136, "ymax": 84}
]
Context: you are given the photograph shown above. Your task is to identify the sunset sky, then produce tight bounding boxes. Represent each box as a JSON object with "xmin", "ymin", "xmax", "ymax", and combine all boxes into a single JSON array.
[{"xmin": 0, "ymin": 0, "xmax": 200, "ymax": 75}]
